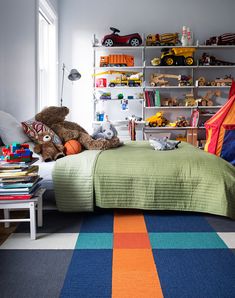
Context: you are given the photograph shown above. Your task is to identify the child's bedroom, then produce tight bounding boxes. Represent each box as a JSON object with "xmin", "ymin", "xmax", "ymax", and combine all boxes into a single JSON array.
[{"xmin": 1, "ymin": 0, "xmax": 235, "ymax": 297}]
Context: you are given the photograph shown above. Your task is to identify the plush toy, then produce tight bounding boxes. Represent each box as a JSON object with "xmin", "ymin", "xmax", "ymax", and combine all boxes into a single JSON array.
[
  {"xmin": 149, "ymin": 137, "xmax": 181, "ymax": 151},
  {"xmin": 92, "ymin": 121, "xmax": 117, "ymax": 140},
  {"xmin": 34, "ymin": 131, "xmax": 65, "ymax": 162},
  {"xmin": 35, "ymin": 106, "xmax": 122, "ymax": 150}
]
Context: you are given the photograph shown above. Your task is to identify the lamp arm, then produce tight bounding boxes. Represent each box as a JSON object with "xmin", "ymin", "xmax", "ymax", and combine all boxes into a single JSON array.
[{"xmin": 60, "ymin": 63, "xmax": 65, "ymax": 107}]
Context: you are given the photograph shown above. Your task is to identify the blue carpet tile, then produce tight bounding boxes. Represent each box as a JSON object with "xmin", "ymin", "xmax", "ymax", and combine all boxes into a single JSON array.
[
  {"xmin": 153, "ymin": 249, "xmax": 235, "ymax": 298},
  {"xmin": 60, "ymin": 250, "xmax": 113, "ymax": 298}
]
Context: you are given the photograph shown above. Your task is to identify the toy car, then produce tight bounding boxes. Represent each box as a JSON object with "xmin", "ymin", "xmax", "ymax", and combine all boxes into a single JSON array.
[
  {"xmin": 102, "ymin": 27, "xmax": 142, "ymax": 47},
  {"xmin": 151, "ymin": 47, "xmax": 196, "ymax": 66}
]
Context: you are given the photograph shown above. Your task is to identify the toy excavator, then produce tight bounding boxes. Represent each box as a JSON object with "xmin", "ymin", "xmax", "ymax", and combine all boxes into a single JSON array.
[{"xmin": 150, "ymin": 73, "xmax": 192, "ymax": 87}]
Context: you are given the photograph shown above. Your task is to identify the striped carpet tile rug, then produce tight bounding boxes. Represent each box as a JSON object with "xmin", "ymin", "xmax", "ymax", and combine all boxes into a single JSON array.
[{"xmin": 1, "ymin": 210, "xmax": 235, "ymax": 297}]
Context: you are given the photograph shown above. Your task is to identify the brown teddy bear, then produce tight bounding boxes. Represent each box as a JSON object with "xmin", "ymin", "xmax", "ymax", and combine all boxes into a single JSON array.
[
  {"xmin": 35, "ymin": 106, "xmax": 122, "ymax": 150},
  {"xmin": 34, "ymin": 131, "xmax": 65, "ymax": 162}
]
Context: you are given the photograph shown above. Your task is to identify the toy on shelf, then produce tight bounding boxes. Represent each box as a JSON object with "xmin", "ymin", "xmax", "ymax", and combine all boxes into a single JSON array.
[
  {"xmin": 181, "ymin": 26, "xmax": 188, "ymax": 46},
  {"xmin": 149, "ymin": 73, "xmax": 192, "ymax": 87},
  {"xmin": 146, "ymin": 33, "xmax": 180, "ymax": 46},
  {"xmin": 1, "ymin": 143, "xmax": 32, "ymax": 163},
  {"xmin": 100, "ymin": 92, "xmax": 111, "ymax": 100},
  {"xmin": 161, "ymin": 97, "xmax": 178, "ymax": 106},
  {"xmin": 187, "ymin": 27, "xmax": 193, "ymax": 46},
  {"xmin": 175, "ymin": 116, "xmax": 190, "ymax": 127},
  {"xmin": 180, "ymin": 26, "xmax": 193, "ymax": 46},
  {"xmin": 185, "ymin": 93, "xmax": 197, "ymax": 106},
  {"xmin": 118, "ymin": 93, "xmax": 124, "ymax": 99},
  {"xmin": 100, "ymin": 54, "xmax": 134, "ymax": 67},
  {"xmin": 151, "ymin": 47, "xmax": 196, "ymax": 66},
  {"xmin": 96, "ymin": 78, "xmax": 107, "ymax": 88},
  {"xmin": 196, "ymin": 75, "xmax": 233, "ymax": 87},
  {"xmin": 205, "ymin": 33, "xmax": 235, "ymax": 45},
  {"xmin": 198, "ymin": 90, "xmax": 221, "ymax": 106},
  {"xmin": 199, "ymin": 53, "xmax": 235, "ymax": 66},
  {"xmin": 145, "ymin": 112, "xmax": 169, "ymax": 127},
  {"xmin": 109, "ymin": 72, "xmax": 143, "ymax": 87},
  {"xmin": 102, "ymin": 27, "xmax": 142, "ymax": 47}
]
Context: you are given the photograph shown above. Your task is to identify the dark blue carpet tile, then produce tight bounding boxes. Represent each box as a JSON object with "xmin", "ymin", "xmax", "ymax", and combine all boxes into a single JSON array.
[
  {"xmin": 0, "ymin": 250, "xmax": 73, "ymax": 298},
  {"xmin": 15, "ymin": 210, "xmax": 83, "ymax": 233},
  {"xmin": 205, "ymin": 215, "xmax": 235, "ymax": 232},
  {"xmin": 144, "ymin": 212, "xmax": 214, "ymax": 232},
  {"xmin": 80, "ymin": 211, "xmax": 114, "ymax": 233},
  {"xmin": 153, "ymin": 249, "xmax": 235, "ymax": 298},
  {"xmin": 60, "ymin": 250, "xmax": 112, "ymax": 298}
]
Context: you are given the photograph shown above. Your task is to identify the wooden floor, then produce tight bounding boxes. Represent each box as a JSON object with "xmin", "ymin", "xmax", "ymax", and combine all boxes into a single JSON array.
[{"xmin": 0, "ymin": 210, "xmax": 26, "ymax": 245}]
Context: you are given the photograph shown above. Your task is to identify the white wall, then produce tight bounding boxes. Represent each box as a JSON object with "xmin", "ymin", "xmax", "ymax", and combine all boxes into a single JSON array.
[
  {"xmin": 58, "ymin": 0, "xmax": 235, "ymax": 132},
  {"xmin": 0, "ymin": 0, "xmax": 37, "ymax": 121},
  {"xmin": 0, "ymin": 0, "xmax": 58, "ymax": 121}
]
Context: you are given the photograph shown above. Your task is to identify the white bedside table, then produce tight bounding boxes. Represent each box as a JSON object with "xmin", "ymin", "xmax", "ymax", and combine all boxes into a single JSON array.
[{"xmin": 0, "ymin": 188, "xmax": 45, "ymax": 240}]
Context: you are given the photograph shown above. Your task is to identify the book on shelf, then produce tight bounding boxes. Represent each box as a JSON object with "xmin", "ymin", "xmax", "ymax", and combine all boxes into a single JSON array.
[
  {"xmin": 0, "ymin": 177, "xmax": 41, "ymax": 188},
  {"xmin": 0, "ymin": 165, "xmax": 39, "ymax": 178},
  {"xmin": 145, "ymin": 90, "xmax": 160, "ymax": 107},
  {"xmin": 0, "ymin": 183, "xmax": 40, "ymax": 196},
  {"xmin": 0, "ymin": 194, "xmax": 33, "ymax": 200},
  {"xmin": 0, "ymin": 175, "xmax": 40, "ymax": 183},
  {"xmin": 0, "ymin": 156, "xmax": 41, "ymax": 200}
]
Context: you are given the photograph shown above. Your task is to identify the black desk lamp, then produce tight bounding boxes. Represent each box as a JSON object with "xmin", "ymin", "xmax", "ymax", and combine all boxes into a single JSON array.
[{"xmin": 60, "ymin": 63, "xmax": 81, "ymax": 106}]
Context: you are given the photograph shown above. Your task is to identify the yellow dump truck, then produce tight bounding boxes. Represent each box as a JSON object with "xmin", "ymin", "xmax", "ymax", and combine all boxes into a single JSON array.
[{"xmin": 151, "ymin": 47, "xmax": 196, "ymax": 66}]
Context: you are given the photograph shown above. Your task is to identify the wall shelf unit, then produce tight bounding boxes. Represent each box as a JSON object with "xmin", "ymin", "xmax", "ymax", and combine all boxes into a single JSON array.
[{"xmin": 93, "ymin": 35, "xmax": 234, "ymax": 144}]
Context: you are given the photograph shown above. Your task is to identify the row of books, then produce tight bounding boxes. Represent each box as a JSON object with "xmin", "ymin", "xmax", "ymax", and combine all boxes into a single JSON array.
[
  {"xmin": 0, "ymin": 158, "xmax": 41, "ymax": 200},
  {"xmin": 145, "ymin": 90, "xmax": 161, "ymax": 107}
]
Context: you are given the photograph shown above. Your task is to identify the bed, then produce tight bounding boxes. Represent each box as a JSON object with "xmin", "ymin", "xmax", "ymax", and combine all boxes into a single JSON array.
[{"xmin": 52, "ymin": 141, "xmax": 235, "ymax": 219}]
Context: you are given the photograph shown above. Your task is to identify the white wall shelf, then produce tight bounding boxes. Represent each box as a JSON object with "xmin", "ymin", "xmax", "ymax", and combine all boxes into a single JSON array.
[{"xmin": 93, "ymin": 36, "xmax": 234, "ymax": 143}]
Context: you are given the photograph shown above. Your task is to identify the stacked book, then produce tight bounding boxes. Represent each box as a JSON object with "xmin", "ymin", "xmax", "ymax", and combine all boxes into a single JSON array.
[
  {"xmin": 145, "ymin": 90, "xmax": 161, "ymax": 107},
  {"xmin": 0, "ymin": 158, "xmax": 41, "ymax": 200}
]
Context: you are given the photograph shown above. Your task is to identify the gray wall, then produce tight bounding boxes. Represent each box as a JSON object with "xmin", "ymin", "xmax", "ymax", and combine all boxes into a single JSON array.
[
  {"xmin": 58, "ymin": 0, "xmax": 235, "ymax": 131},
  {"xmin": 0, "ymin": 0, "xmax": 37, "ymax": 121},
  {"xmin": 0, "ymin": 0, "xmax": 58, "ymax": 121},
  {"xmin": 0, "ymin": 0, "xmax": 234, "ymax": 124}
]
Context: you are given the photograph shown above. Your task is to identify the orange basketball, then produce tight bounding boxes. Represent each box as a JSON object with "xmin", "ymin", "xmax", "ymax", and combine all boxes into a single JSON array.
[{"xmin": 64, "ymin": 140, "xmax": 82, "ymax": 155}]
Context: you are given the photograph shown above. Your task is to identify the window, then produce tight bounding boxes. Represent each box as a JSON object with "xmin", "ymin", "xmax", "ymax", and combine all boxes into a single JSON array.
[{"xmin": 38, "ymin": 0, "xmax": 58, "ymax": 110}]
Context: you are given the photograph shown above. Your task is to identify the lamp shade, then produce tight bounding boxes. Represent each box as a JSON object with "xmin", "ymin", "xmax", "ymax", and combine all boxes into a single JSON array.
[{"xmin": 68, "ymin": 69, "xmax": 81, "ymax": 81}]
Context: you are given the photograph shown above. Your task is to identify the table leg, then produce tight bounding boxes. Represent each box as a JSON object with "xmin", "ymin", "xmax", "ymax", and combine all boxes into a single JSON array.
[
  {"xmin": 29, "ymin": 202, "xmax": 36, "ymax": 240},
  {"xmin": 3, "ymin": 209, "xmax": 10, "ymax": 228},
  {"xmin": 37, "ymin": 194, "xmax": 43, "ymax": 227}
]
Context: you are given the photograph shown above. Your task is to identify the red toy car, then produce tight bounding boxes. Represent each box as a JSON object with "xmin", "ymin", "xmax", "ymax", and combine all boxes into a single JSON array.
[{"xmin": 102, "ymin": 27, "xmax": 142, "ymax": 47}]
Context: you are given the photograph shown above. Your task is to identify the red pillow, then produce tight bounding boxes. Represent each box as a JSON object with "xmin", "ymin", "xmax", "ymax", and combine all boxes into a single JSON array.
[{"xmin": 21, "ymin": 119, "xmax": 62, "ymax": 144}]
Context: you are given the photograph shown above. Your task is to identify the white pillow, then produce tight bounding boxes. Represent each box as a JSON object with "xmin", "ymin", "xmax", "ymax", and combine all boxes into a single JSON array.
[{"xmin": 0, "ymin": 111, "xmax": 30, "ymax": 145}]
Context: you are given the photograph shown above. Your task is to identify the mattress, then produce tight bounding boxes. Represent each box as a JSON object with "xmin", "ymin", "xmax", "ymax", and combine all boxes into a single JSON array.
[{"xmin": 35, "ymin": 159, "xmax": 55, "ymax": 190}]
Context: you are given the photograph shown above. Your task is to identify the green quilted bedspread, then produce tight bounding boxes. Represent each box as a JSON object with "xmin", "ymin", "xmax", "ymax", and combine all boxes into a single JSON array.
[{"xmin": 94, "ymin": 141, "xmax": 235, "ymax": 218}]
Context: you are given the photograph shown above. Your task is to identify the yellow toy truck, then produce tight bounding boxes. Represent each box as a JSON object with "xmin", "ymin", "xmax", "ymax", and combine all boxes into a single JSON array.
[
  {"xmin": 145, "ymin": 112, "xmax": 169, "ymax": 127},
  {"xmin": 109, "ymin": 74, "xmax": 142, "ymax": 87},
  {"xmin": 146, "ymin": 33, "xmax": 180, "ymax": 46},
  {"xmin": 151, "ymin": 47, "xmax": 196, "ymax": 66}
]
